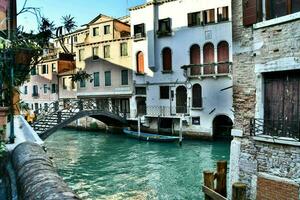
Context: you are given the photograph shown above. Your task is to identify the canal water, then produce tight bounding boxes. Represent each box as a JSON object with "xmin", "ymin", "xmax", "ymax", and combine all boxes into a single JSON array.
[{"xmin": 45, "ymin": 129, "xmax": 230, "ymax": 200}]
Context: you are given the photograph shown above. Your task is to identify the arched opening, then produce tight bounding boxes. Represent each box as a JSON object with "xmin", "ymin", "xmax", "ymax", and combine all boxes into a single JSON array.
[
  {"xmin": 176, "ymin": 86, "xmax": 187, "ymax": 114},
  {"xmin": 192, "ymin": 84, "xmax": 202, "ymax": 108},
  {"xmin": 190, "ymin": 44, "xmax": 201, "ymax": 75},
  {"xmin": 136, "ymin": 51, "xmax": 144, "ymax": 74},
  {"xmin": 203, "ymin": 43, "xmax": 215, "ymax": 74},
  {"xmin": 217, "ymin": 41, "xmax": 229, "ymax": 73},
  {"xmin": 162, "ymin": 47, "xmax": 172, "ymax": 71},
  {"xmin": 213, "ymin": 115, "xmax": 233, "ymax": 140}
]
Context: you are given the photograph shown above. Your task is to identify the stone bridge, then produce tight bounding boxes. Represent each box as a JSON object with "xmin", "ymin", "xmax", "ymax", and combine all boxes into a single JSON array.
[{"xmin": 32, "ymin": 99, "xmax": 128, "ymax": 140}]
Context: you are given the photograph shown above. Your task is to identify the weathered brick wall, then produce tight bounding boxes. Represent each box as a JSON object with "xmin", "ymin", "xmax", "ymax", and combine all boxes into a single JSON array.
[
  {"xmin": 237, "ymin": 138, "xmax": 300, "ymax": 199},
  {"xmin": 232, "ymin": 0, "xmax": 256, "ymax": 134},
  {"xmin": 257, "ymin": 176, "xmax": 299, "ymax": 200}
]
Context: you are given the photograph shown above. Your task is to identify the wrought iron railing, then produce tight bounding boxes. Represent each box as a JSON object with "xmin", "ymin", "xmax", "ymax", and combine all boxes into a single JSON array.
[
  {"xmin": 184, "ymin": 62, "xmax": 232, "ymax": 77},
  {"xmin": 250, "ymin": 118, "xmax": 300, "ymax": 142},
  {"xmin": 131, "ymin": 106, "xmax": 189, "ymax": 118}
]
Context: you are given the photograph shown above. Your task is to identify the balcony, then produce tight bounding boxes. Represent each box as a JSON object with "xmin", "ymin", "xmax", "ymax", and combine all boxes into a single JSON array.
[
  {"xmin": 250, "ymin": 118, "xmax": 300, "ymax": 142},
  {"xmin": 132, "ymin": 106, "xmax": 189, "ymax": 118},
  {"xmin": 182, "ymin": 62, "xmax": 232, "ymax": 78},
  {"xmin": 133, "ymin": 32, "xmax": 146, "ymax": 41}
]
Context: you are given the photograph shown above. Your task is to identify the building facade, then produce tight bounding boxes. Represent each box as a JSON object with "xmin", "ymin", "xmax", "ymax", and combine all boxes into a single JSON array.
[
  {"xmin": 230, "ymin": 0, "xmax": 300, "ymax": 199},
  {"xmin": 74, "ymin": 14, "xmax": 133, "ymax": 116},
  {"xmin": 129, "ymin": 0, "xmax": 233, "ymax": 138}
]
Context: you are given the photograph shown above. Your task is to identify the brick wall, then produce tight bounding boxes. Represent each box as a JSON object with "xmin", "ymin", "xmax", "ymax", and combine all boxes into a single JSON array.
[{"xmin": 257, "ymin": 176, "xmax": 299, "ymax": 200}]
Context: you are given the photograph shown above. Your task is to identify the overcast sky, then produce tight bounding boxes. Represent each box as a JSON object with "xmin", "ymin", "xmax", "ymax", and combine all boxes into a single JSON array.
[{"xmin": 17, "ymin": 0, "xmax": 145, "ymax": 32}]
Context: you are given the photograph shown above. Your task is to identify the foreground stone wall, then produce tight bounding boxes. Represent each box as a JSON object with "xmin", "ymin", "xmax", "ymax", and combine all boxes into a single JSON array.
[
  {"xmin": 12, "ymin": 142, "xmax": 80, "ymax": 200},
  {"xmin": 230, "ymin": 137, "xmax": 300, "ymax": 199}
]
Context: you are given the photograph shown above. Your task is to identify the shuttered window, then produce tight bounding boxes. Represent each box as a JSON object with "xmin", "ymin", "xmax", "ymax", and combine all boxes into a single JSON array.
[
  {"xmin": 94, "ymin": 72, "xmax": 100, "ymax": 87},
  {"xmin": 243, "ymin": 0, "xmax": 262, "ymax": 26},
  {"xmin": 217, "ymin": 41, "xmax": 230, "ymax": 74},
  {"xmin": 203, "ymin": 43, "xmax": 215, "ymax": 74},
  {"xmin": 190, "ymin": 44, "xmax": 201, "ymax": 75},
  {"xmin": 162, "ymin": 47, "xmax": 172, "ymax": 71},
  {"xmin": 192, "ymin": 84, "xmax": 202, "ymax": 108},
  {"xmin": 188, "ymin": 12, "xmax": 202, "ymax": 26},
  {"xmin": 136, "ymin": 51, "xmax": 144, "ymax": 74},
  {"xmin": 105, "ymin": 71, "xmax": 111, "ymax": 86}
]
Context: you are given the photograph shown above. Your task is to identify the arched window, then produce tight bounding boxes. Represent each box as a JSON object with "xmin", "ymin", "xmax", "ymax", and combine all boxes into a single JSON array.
[
  {"xmin": 192, "ymin": 84, "xmax": 202, "ymax": 108},
  {"xmin": 162, "ymin": 47, "xmax": 172, "ymax": 71},
  {"xmin": 136, "ymin": 51, "xmax": 144, "ymax": 74},
  {"xmin": 190, "ymin": 44, "xmax": 200, "ymax": 75},
  {"xmin": 203, "ymin": 43, "xmax": 215, "ymax": 74},
  {"xmin": 217, "ymin": 41, "xmax": 229, "ymax": 73}
]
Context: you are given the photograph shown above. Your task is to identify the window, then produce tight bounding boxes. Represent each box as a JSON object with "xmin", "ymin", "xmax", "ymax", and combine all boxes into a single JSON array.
[
  {"xmin": 121, "ymin": 70, "xmax": 128, "ymax": 85},
  {"xmin": 217, "ymin": 41, "xmax": 230, "ymax": 74},
  {"xmin": 190, "ymin": 44, "xmax": 201, "ymax": 75},
  {"xmin": 63, "ymin": 78, "xmax": 67, "ymax": 89},
  {"xmin": 266, "ymin": 0, "xmax": 300, "ymax": 19},
  {"xmin": 80, "ymin": 79, "xmax": 86, "ymax": 88},
  {"xmin": 203, "ymin": 43, "xmax": 215, "ymax": 74},
  {"xmin": 243, "ymin": 0, "xmax": 300, "ymax": 26},
  {"xmin": 203, "ymin": 9, "xmax": 215, "ymax": 24},
  {"xmin": 31, "ymin": 66, "xmax": 38, "ymax": 75},
  {"xmin": 24, "ymin": 86, "xmax": 28, "ymax": 95},
  {"xmin": 104, "ymin": 25, "xmax": 110, "ymax": 34},
  {"xmin": 52, "ymin": 63, "xmax": 56, "ymax": 72},
  {"xmin": 105, "ymin": 71, "xmax": 111, "ymax": 86},
  {"xmin": 192, "ymin": 84, "xmax": 202, "ymax": 108},
  {"xmin": 158, "ymin": 18, "xmax": 172, "ymax": 36},
  {"xmin": 32, "ymin": 85, "xmax": 38, "ymax": 96},
  {"xmin": 79, "ymin": 49, "xmax": 84, "ymax": 61},
  {"xmin": 73, "ymin": 36, "xmax": 78, "ymax": 43},
  {"xmin": 71, "ymin": 81, "xmax": 76, "ymax": 89},
  {"xmin": 92, "ymin": 47, "xmax": 99, "ymax": 60},
  {"xmin": 162, "ymin": 47, "xmax": 172, "ymax": 71},
  {"xmin": 134, "ymin": 23, "xmax": 145, "ymax": 38},
  {"xmin": 93, "ymin": 27, "xmax": 99, "ymax": 36},
  {"xmin": 217, "ymin": 6, "xmax": 229, "ymax": 22},
  {"xmin": 160, "ymin": 86, "xmax": 170, "ymax": 99},
  {"xmin": 192, "ymin": 117, "xmax": 201, "ymax": 125},
  {"xmin": 188, "ymin": 12, "xmax": 202, "ymax": 26},
  {"xmin": 43, "ymin": 84, "xmax": 48, "ymax": 94},
  {"xmin": 135, "ymin": 87, "xmax": 146, "ymax": 95},
  {"xmin": 51, "ymin": 84, "xmax": 57, "ymax": 93},
  {"xmin": 94, "ymin": 72, "xmax": 100, "ymax": 87},
  {"xmin": 41, "ymin": 65, "xmax": 48, "ymax": 74},
  {"xmin": 104, "ymin": 45, "xmax": 110, "ymax": 58},
  {"xmin": 136, "ymin": 51, "xmax": 144, "ymax": 74},
  {"xmin": 120, "ymin": 42, "xmax": 128, "ymax": 56}
]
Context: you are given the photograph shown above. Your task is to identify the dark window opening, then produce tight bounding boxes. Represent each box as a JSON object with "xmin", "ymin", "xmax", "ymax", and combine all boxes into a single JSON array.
[
  {"xmin": 158, "ymin": 18, "xmax": 172, "ymax": 36},
  {"xmin": 162, "ymin": 48, "xmax": 172, "ymax": 71},
  {"xmin": 217, "ymin": 6, "xmax": 229, "ymax": 22},
  {"xmin": 135, "ymin": 87, "xmax": 146, "ymax": 95},
  {"xmin": 203, "ymin": 9, "xmax": 215, "ymax": 24},
  {"xmin": 104, "ymin": 25, "xmax": 110, "ymax": 34},
  {"xmin": 192, "ymin": 84, "xmax": 202, "ymax": 108},
  {"xmin": 188, "ymin": 12, "xmax": 202, "ymax": 26},
  {"xmin": 134, "ymin": 23, "xmax": 145, "ymax": 38},
  {"xmin": 160, "ymin": 86, "xmax": 170, "ymax": 99}
]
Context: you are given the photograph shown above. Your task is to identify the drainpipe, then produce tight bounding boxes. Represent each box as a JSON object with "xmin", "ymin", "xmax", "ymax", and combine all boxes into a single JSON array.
[{"xmin": 8, "ymin": 0, "xmax": 17, "ymax": 144}]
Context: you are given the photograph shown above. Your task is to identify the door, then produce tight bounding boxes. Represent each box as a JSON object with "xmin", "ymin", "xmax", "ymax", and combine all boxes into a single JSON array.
[
  {"xmin": 176, "ymin": 86, "xmax": 187, "ymax": 114},
  {"xmin": 264, "ymin": 71, "xmax": 300, "ymax": 138},
  {"xmin": 136, "ymin": 97, "xmax": 146, "ymax": 117}
]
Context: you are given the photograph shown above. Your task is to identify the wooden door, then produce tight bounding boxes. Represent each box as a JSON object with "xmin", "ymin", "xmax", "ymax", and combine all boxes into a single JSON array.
[
  {"xmin": 176, "ymin": 86, "xmax": 187, "ymax": 114},
  {"xmin": 264, "ymin": 71, "xmax": 300, "ymax": 138},
  {"xmin": 137, "ymin": 51, "xmax": 144, "ymax": 74}
]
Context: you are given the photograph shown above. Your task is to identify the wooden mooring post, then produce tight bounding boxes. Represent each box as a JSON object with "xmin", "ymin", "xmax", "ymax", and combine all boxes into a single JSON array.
[
  {"xmin": 202, "ymin": 160, "xmax": 247, "ymax": 200},
  {"xmin": 232, "ymin": 182, "xmax": 246, "ymax": 200}
]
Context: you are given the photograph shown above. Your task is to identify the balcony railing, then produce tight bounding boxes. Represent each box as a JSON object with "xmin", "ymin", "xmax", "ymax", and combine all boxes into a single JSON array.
[
  {"xmin": 250, "ymin": 118, "xmax": 300, "ymax": 142},
  {"xmin": 131, "ymin": 106, "xmax": 189, "ymax": 118},
  {"xmin": 183, "ymin": 62, "xmax": 232, "ymax": 78}
]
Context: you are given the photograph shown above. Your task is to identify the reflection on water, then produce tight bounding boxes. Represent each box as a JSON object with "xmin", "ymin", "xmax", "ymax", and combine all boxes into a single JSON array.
[{"xmin": 45, "ymin": 129, "xmax": 230, "ymax": 200}]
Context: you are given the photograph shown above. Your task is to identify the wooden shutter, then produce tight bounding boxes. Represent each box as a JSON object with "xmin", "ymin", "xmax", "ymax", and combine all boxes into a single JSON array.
[
  {"xmin": 243, "ymin": 0, "xmax": 262, "ymax": 26},
  {"xmin": 137, "ymin": 52, "xmax": 144, "ymax": 74},
  {"xmin": 163, "ymin": 48, "xmax": 172, "ymax": 71}
]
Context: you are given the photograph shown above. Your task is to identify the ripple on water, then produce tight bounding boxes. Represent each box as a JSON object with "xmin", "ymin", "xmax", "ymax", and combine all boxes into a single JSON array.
[{"xmin": 45, "ymin": 129, "xmax": 230, "ymax": 200}]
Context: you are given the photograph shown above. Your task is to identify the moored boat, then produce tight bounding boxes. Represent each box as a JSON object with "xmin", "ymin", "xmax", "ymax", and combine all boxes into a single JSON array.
[{"xmin": 123, "ymin": 128, "xmax": 181, "ymax": 143}]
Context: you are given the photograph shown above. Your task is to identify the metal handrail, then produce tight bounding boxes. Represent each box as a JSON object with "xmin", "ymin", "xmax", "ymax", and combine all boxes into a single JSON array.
[{"xmin": 250, "ymin": 118, "xmax": 300, "ymax": 142}]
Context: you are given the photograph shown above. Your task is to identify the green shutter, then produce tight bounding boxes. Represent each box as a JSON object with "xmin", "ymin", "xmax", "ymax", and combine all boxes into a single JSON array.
[
  {"xmin": 105, "ymin": 71, "xmax": 111, "ymax": 86},
  {"xmin": 94, "ymin": 72, "xmax": 100, "ymax": 87},
  {"xmin": 121, "ymin": 70, "xmax": 128, "ymax": 85}
]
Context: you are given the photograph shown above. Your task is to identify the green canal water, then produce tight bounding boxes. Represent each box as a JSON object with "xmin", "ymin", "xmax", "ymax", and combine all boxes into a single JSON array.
[{"xmin": 45, "ymin": 129, "xmax": 230, "ymax": 200}]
